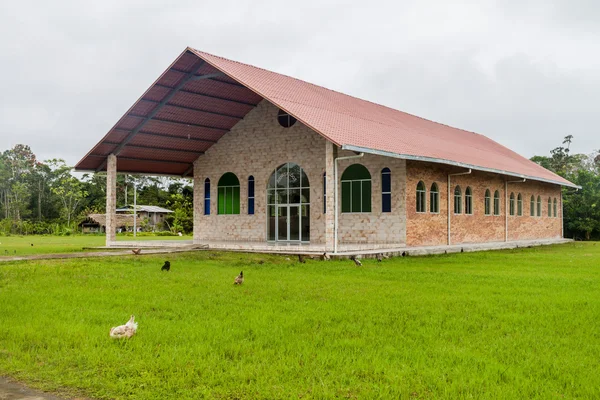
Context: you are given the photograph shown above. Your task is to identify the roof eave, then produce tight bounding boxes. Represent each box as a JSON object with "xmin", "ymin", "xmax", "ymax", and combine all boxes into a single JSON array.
[{"xmin": 341, "ymin": 145, "xmax": 581, "ymax": 189}]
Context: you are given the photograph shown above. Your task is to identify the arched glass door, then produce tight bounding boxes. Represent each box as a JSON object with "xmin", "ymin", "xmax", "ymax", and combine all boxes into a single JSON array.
[{"xmin": 267, "ymin": 163, "xmax": 310, "ymax": 243}]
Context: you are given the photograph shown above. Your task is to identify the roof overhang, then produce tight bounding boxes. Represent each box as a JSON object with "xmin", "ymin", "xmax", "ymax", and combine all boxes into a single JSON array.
[
  {"xmin": 342, "ymin": 145, "xmax": 581, "ymax": 189},
  {"xmin": 75, "ymin": 49, "xmax": 264, "ymax": 177}
]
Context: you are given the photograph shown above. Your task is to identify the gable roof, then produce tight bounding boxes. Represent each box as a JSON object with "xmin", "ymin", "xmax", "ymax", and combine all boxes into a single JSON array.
[{"xmin": 75, "ymin": 47, "xmax": 577, "ymax": 188}]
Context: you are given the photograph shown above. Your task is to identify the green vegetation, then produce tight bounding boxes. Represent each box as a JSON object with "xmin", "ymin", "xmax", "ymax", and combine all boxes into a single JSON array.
[
  {"xmin": 1, "ymin": 243, "xmax": 599, "ymax": 399},
  {"xmin": 0, "ymin": 235, "xmax": 192, "ymax": 256},
  {"xmin": 0, "ymin": 235, "xmax": 106, "ymax": 256},
  {"xmin": 531, "ymin": 135, "xmax": 600, "ymax": 240},
  {"xmin": 0, "ymin": 144, "xmax": 193, "ymax": 236}
]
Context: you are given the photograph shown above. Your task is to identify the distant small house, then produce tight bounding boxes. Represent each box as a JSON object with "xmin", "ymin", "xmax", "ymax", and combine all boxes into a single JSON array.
[
  {"xmin": 116, "ymin": 205, "xmax": 173, "ymax": 230},
  {"xmin": 81, "ymin": 214, "xmax": 135, "ymax": 233}
]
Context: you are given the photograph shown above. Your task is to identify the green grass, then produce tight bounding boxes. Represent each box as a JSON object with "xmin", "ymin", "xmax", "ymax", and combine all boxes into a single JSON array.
[
  {"xmin": 0, "ymin": 235, "xmax": 106, "ymax": 256},
  {"xmin": 0, "ymin": 235, "xmax": 193, "ymax": 256},
  {"xmin": 0, "ymin": 243, "xmax": 599, "ymax": 399}
]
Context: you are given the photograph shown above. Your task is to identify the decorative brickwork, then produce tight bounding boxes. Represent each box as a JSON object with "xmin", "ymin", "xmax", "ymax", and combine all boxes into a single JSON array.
[
  {"xmin": 193, "ymin": 100, "xmax": 327, "ymax": 243},
  {"xmin": 335, "ymin": 151, "xmax": 407, "ymax": 245},
  {"xmin": 405, "ymin": 160, "xmax": 562, "ymax": 246}
]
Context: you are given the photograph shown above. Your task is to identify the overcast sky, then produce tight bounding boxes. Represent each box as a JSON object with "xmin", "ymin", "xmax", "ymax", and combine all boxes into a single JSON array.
[{"xmin": 0, "ymin": 0, "xmax": 598, "ymax": 167}]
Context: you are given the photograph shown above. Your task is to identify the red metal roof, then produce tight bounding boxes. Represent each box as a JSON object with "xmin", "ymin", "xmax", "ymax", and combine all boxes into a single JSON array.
[{"xmin": 76, "ymin": 47, "xmax": 576, "ymax": 188}]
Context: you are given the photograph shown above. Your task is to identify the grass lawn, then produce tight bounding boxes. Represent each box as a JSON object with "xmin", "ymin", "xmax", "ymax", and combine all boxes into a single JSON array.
[
  {"xmin": 0, "ymin": 235, "xmax": 106, "ymax": 256},
  {"xmin": 0, "ymin": 235, "xmax": 193, "ymax": 256},
  {"xmin": 0, "ymin": 243, "xmax": 599, "ymax": 399}
]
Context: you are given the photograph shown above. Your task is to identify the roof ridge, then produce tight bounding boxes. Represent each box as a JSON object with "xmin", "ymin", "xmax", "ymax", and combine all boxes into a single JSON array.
[
  {"xmin": 189, "ymin": 47, "xmax": 573, "ymax": 186},
  {"xmin": 189, "ymin": 47, "xmax": 488, "ymax": 136}
]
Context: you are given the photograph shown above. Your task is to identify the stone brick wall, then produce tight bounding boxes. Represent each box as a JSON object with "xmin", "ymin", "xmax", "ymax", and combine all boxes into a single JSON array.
[
  {"xmin": 405, "ymin": 160, "xmax": 562, "ymax": 246},
  {"xmin": 191, "ymin": 100, "xmax": 561, "ymax": 249},
  {"xmin": 336, "ymin": 151, "xmax": 407, "ymax": 245},
  {"xmin": 193, "ymin": 100, "xmax": 328, "ymax": 243},
  {"xmin": 507, "ymin": 180, "xmax": 562, "ymax": 240}
]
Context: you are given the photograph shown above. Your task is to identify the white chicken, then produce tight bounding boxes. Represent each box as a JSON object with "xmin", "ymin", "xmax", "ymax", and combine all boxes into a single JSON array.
[{"xmin": 109, "ymin": 315, "xmax": 138, "ymax": 339}]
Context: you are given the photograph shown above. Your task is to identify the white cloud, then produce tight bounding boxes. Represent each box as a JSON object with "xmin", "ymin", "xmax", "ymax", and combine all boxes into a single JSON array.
[{"xmin": 0, "ymin": 0, "xmax": 598, "ymax": 165}]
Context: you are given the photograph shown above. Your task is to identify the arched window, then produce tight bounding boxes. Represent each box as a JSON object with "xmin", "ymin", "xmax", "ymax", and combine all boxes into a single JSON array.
[
  {"xmin": 548, "ymin": 197, "xmax": 552, "ymax": 217},
  {"xmin": 517, "ymin": 193, "xmax": 522, "ymax": 216},
  {"xmin": 382, "ymin": 168, "xmax": 391, "ymax": 213},
  {"xmin": 465, "ymin": 187, "xmax": 473, "ymax": 215},
  {"xmin": 248, "ymin": 176, "xmax": 255, "ymax": 215},
  {"xmin": 323, "ymin": 172, "xmax": 327, "ymax": 214},
  {"xmin": 509, "ymin": 193, "xmax": 515, "ymax": 216},
  {"xmin": 530, "ymin": 195, "xmax": 535, "ymax": 216},
  {"xmin": 537, "ymin": 195, "xmax": 542, "ymax": 217},
  {"xmin": 416, "ymin": 181, "xmax": 426, "ymax": 213},
  {"xmin": 341, "ymin": 164, "xmax": 371, "ymax": 213},
  {"xmin": 553, "ymin": 198, "xmax": 558, "ymax": 217},
  {"xmin": 454, "ymin": 186, "xmax": 462, "ymax": 214},
  {"xmin": 204, "ymin": 178, "xmax": 210, "ymax": 215},
  {"xmin": 494, "ymin": 190, "xmax": 500, "ymax": 216},
  {"xmin": 218, "ymin": 172, "xmax": 240, "ymax": 215},
  {"xmin": 484, "ymin": 189, "xmax": 491, "ymax": 215},
  {"xmin": 430, "ymin": 183, "xmax": 439, "ymax": 213}
]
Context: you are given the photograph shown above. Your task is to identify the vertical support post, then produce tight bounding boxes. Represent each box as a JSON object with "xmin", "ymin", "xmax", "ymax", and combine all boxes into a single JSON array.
[
  {"xmin": 447, "ymin": 175, "xmax": 451, "ymax": 246},
  {"xmin": 105, "ymin": 154, "xmax": 117, "ymax": 246},
  {"xmin": 192, "ymin": 156, "xmax": 203, "ymax": 244},
  {"xmin": 560, "ymin": 190, "xmax": 564, "ymax": 239},
  {"xmin": 324, "ymin": 142, "xmax": 336, "ymax": 253},
  {"xmin": 133, "ymin": 181, "xmax": 137, "ymax": 237},
  {"xmin": 505, "ymin": 181, "xmax": 508, "ymax": 242}
]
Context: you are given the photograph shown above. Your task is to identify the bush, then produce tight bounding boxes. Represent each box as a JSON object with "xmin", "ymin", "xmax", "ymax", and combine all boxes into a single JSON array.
[{"xmin": 155, "ymin": 231, "xmax": 179, "ymax": 236}]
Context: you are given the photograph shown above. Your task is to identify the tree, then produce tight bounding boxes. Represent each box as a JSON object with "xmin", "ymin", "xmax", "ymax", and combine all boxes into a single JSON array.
[
  {"xmin": 48, "ymin": 160, "xmax": 88, "ymax": 227},
  {"xmin": 532, "ymin": 136, "xmax": 600, "ymax": 240}
]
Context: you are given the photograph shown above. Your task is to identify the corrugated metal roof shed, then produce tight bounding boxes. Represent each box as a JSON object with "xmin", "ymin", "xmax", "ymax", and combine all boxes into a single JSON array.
[
  {"xmin": 116, "ymin": 205, "xmax": 173, "ymax": 213},
  {"xmin": 75, "ymin": 47, "xmax": 577, "ymax": 188}
]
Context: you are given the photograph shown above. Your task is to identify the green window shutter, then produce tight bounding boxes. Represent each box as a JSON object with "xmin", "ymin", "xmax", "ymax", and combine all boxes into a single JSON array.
[
  {"xmin": 351, "ymin": 181, "xmax": 362, "ymax": 212},
  {"xmin": 218, "ymin": 187, "xmax": 225, "ymax": 214},
  {"xmin": 362, "ymin": 180, "xmax": 372, "ymax": 212},
  {"xmin": 341, "ymin": 182, "xmax": 351, "ymax": 213},
  {"xmin": 233, "ymin": 186, "xmax": 240, "ymax": 214}
]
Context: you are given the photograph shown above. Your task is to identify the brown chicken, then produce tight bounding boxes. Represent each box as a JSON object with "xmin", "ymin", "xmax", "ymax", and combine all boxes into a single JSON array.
[{"xmin": 234, "ymin": 271, "xmax": 244, "ymax": 285}]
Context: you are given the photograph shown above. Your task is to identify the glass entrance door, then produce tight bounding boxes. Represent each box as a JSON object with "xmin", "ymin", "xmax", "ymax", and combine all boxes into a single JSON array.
[
  {"xmin": 275, "ymin": 205, "xmax": 301, "ymax": 242},
  {"xmin": 267, "ymin": 163, "xmax": 310, "ymax": 243}
]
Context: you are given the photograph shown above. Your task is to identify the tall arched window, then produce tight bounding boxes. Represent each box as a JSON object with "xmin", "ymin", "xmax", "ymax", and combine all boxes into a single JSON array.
[
  {"xmin": 454, "ymin": 186, "xmax": 462, "ymax": 214},
  {"xmin": 218, "ymin": 172, "xmax": 240, "ymax": 215},
  {"xmin": 465, "ymin": 187, "xmax": 473, "ymax": 215},
  {"xmin": 382, "ymin": 168, "xmax": 391, "ymax": 213},
  {"xmin": 204, "ymin": 178, "xmax": 211, "ymax": 215},
  {"xmin": 484, "ymin": 189, "xmax": 491, "ymax": 216},
  {"xmin": 548, "ymin": 197, "xmax": 552, "ymax": 217},
  {"xmin": 416, "ymin": 181, "xmax": 426, "ymax": 213},
  {"xmin": 553, "ymin": 198, "xmax": 557, "ymax": 217},
  {"xmin": 509, "ymin": 192, "xmax": 515, "ymax": 216},
  {"xmin": 517, "ymin": 193, "xmax": 522, "ymax": 216},
  {"xmin": 248, "ymin": 176, "xmax": 255, "ymax": 215},
  {"xmin": 494, "ymin": 190, "xmax": 500, "ymax": 216},
  {"xmin": 341, "ymin": 164, "xmax": 371, "ymax": 213},
  {"xmin": 323, "ymin": 172, "xmax": 327, "ymax": 214},
  {"xmin": 530, "ymin": 195, "xmax": 535, "ymax": 216},
  {"xmin": 537, "ymin": 195, "xmax": 542, "ymax": 217},
  {"xmin": 430, "ymin": 183, "xmax": 439, "ymax": 213}
]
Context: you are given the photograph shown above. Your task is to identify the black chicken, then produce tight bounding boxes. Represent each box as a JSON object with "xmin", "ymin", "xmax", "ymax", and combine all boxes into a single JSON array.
[{"xmin": 161, "ymin": 261, "xmax": 171, "ymax": 271}]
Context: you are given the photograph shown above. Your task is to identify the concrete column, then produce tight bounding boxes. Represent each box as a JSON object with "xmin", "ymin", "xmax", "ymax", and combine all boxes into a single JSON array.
[
  {"xmin": 193, "ymin": 157, "xmax": 203, "ymax": 244},
  {"xmin": 324, "ymin": 141, "xmax": 336, "ymax": 252},
  {"xmin": 105, "ymin": 154, "xmax": 117, "ymax": 246}
]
